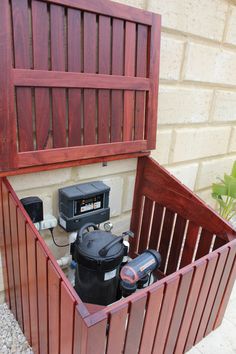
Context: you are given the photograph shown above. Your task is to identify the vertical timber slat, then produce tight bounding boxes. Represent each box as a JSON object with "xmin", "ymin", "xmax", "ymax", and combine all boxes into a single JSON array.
[
  {"xmin": 36, "ymin": 242, "xmax": 49, "ymax": 354},
  {"xmin": 138, "ymin": 197, "xmax": 153, "ymax": 253},
  {"xmin": 12, "ymin": 0, "xmax": 34, "ymax": 152},
  {"xmin": 180, "ymin": 221, "xmax": 200, "ymax": 268},
  {"xmin": 83, "ymin": 12, "xmax": 97, "ymax": 145},
  {"xmin": 32, "ymin": 1, "xmax": 51, "ymax": 150},
  {"xmin": 123, "ymin": 22, "xmax": 136, "ymax": 141},
  {"xmin": 26, "ymin": 224, "xmax": 39, "ymax": 354},
  {"xmin": 111, "ymin": 19, "xmax": 124, "ymax": 142},
  {"xmin": 48, "ymin": 261, "xmax": 61, "ymax": 354},
  {"xmin": 68, "ymin": 8, "xmax": 82, "ymax": 147},
  {"xmin": 9, "ymin": 194, "xmax": 23, "ymax": 328},
  {"xmin": 124, "ymin": 295, "xmax": 147, "ymax": 354},
  {"xmin": 60, "ymin": 282, "xmax": 76, "ymax": 354},
  {"xmin": 98, "ymin": 16, "xmax": 111, "ymax": 144},
  {"xmin": 106, "ymin": 304, "xmax": 129, "ymax": 354},
  {"xmin": 17, "ymin": 209, "xmax": 31, "ymax": 343},
  {"xmin": 158, "ymin": 208, "xmax": 175, "ymax": 273},
  {"xmin": 51, "ymin": 4, "xmax": 67, "ymax": 148}
]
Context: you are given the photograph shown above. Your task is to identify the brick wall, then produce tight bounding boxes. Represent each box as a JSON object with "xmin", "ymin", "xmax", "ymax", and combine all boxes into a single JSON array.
[{"xmin": 1, "ymin": 0, "xmax": 236, "ymax": 302}]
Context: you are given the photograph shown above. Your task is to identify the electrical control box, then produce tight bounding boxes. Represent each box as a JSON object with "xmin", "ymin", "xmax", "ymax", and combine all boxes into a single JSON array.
[{"xmin": 58, "ymin": 181, "xmax": 110, "ymax": 231}]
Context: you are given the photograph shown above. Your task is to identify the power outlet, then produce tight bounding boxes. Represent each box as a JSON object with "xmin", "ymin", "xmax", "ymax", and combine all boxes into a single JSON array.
[{"xmin": 38, "ymin": 215, "xmax": 57, "ymax": 230}]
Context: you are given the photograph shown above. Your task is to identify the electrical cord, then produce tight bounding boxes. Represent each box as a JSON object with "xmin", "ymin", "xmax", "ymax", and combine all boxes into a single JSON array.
[{"xmin": 49, "ymin": 227, "xmax": 70, "ymax": 248}]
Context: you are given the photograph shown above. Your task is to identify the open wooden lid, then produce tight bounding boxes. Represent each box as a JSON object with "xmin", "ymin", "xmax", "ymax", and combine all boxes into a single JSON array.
[{"xmin": 0, "ymin": 0, "xmax": 161, "ymax": 175}]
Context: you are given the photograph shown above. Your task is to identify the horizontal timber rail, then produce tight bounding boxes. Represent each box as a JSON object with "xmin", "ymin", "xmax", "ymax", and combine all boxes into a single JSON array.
[{"xmin": 13, "ymin": 69, "xmax": 150, "ymax": 90}]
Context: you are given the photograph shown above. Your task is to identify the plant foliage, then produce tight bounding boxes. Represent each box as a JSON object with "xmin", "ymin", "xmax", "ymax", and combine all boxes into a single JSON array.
[{"xmin": 212, "ymin": 161, "xmax": 236, "ymax": 221}]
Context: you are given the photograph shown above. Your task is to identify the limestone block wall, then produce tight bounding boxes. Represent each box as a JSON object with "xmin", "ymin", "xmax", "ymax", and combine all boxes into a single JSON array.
[{"xmin": 114, "ymin": 0, "xmax": 236, "ymax": 208}]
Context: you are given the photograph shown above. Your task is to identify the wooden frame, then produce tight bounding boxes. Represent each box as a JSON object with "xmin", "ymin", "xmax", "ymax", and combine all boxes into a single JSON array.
[
  {"xmin": 1, "ymin": 158, "xmax": 236, "ymax": 354},
  {"xmin": 0, "ymin": 0, "xmax": 161, "ymax": 174}
]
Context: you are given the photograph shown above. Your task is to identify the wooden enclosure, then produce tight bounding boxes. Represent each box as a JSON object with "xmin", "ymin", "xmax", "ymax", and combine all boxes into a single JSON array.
[
  {"xmin": 1, "ymin": 158, "xmax": 236, "ymax": 354},
  {"xmin": 0, "ymin": 0, "xmax": 236, "ymax": 354}
]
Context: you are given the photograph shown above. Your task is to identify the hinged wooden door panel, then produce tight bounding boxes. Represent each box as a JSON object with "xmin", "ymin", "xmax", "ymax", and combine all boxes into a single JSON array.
[{"xmin": 0, "ymin": 0, "xmax": 161, "ymax": 173}]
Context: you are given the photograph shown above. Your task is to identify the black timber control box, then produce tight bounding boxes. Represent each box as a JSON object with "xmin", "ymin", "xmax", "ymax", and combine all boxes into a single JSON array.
[{"xmin": 58, "ymin": 181, "xmax": 110, "ymax": 231}]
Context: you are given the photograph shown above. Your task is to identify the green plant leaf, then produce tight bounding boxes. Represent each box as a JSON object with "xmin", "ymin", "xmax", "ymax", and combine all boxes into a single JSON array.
[
  {"xmin": 212, "ymin": 183, "xmax": 228, "ymax": 196},
  {"xmin": 231, "ymin": 161, "xmax": 236, "ymax": 178},
  {"xmin": 228, "ymin": 181, "xmax": 236, "ymax": 198}
]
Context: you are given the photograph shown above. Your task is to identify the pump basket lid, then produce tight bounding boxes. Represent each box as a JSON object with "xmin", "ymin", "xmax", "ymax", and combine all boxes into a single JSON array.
[{"xmin": 75, "ymin": 230, "xmax": 125, "ymax": 271}]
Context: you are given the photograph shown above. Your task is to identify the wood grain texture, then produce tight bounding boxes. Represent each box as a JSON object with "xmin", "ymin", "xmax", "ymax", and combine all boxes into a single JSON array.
[
  {"xmin": 68, "ymin": 8, "xmax": 82, "ymax": 147},
  {"xmin": 12, "ymin": 0, "xmax": 34, "ymax": 152},
  {"xmin": 180, "ymin": 221, "xmax": 200, "ymax": 268},
  {"xmin": 1, "ymin": 183, "xmax": 16, "ymax": 316},
  {"xmin": 48, "ymin": 261, "xmax": 61, "ymax": 354},
  {"xmin": 0, "ymin": 1, "xmax": 17, "ymax": 170},
  {"xmin": 124, "ymin": 296, "xmax": 147, "ymax": 354},
  {"xmin": 98, "ymin": 16, "xmax": 111, "ymax": 144},
  {"xmin": 138, "ymin": 197, "xmax": 153, "ymax": 253},
  {"xmin": 51, "ymin": 4, "xmax": 67, "ymax": 148},
  {"xmin": 106, "ymin": 303, "xmax": 128, "ymax": 354},
  {"xmin": 111, "ymin": 19, "xmax": 124, "ymax": 143},
  {"xmin": 0, "ymin": 180, "xmax": 10, "ymax": 306},
  {"xmin": 36, "ymin": 243, "xmax": 49, "ymax": 354},
  {"xmin": 60, "ymin": 283, "xmax": 75, "ymax": 354},
  {"xmin": 158, "ymin": 208, "xmax": 175, "ymax": 273},
  {"xmin": 149, "ymin": 203, "xmax": 164, "ymax": 251},
  {"xmin": 123, "ymin": 22, "xmax": 136, "ymax": 142},
  {"xmin": 9, "ymin": 195, "xmax": 23, "ymax": 329},
  {"xmin": 17, "ymin": 209, "xmax": 31, "ymax": 344},
  {"xmin": 26, "ymin": 225, "xmax": 39, "ymax": 354},
  {"xmin": 152, "ymin": 277, "xmax": 180, "ymax": 354},
  {"xmin": 139, "ymin": 285, "xmax": 164, "ymax": 354},
  {"xmin": 135, "ymin": 25, "xmax": 148, "ymax": 140},
  {"xmin": 32, "ymin": 1, "xmax": 51, "ymax": 150},
  {"xmin": 83, "ymin": 12, "xmax": 97, "ymax": 145},
  {"xmin": 195, "ymin": 229, "xmax": 214, "ymax": 260}
]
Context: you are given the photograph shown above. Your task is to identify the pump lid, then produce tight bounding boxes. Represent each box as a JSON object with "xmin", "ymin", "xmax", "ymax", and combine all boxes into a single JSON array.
[{"xmin": 75, "ymin": 230, "xmax": 124, "ymax": 271}]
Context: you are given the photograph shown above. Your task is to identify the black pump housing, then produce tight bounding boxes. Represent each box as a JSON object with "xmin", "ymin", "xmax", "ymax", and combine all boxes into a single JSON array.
[{"xmin": 74, "ymin": 225, "xmax": 125, "ymax": 305}]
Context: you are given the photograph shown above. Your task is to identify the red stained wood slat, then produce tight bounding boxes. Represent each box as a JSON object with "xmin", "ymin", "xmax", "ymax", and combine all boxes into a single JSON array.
[
  {"xmin": 180, "ymin": 221, "xmax": 200, "ymax": 268},
  {"xmin": 185, "ymin": 253, "xmax": 219, "ymax": 352},
  {"xmin": 158, "ymin": 208, "xmax": 175, "ymax": 273},
  {"xmin": 164, "ymin": 268, "xmax": 194, "ymax": 354},
  {"xmin": 205, "ymin": 243, "xmax": 236, "ymax": 335},
  {"xmin": 123, "ymin": 22, "xmax": 136, "ymax": 142},
  {"xmin": 0, "ymin": 181, "xmax": 10, "ymax": 306},
  {"xmin": 124, "ymin": 295, "xmax": 147, "ymax": 354},
  {"xmin": 195, "ymin": 229, "xmax": 214, "ymax": 260},
  {"xmin": 83, "ymin": 12, "xmax": 97, "ymax": 145},
  {"xmin": 73, "ymin": 306, "xmax": 82, "ymax": 354},
  {"xmin": 68, "ymin": 8, "xmax": 82, "ymax": 147},
  {"xmin": 106, "ymin": 303, "xmax": 129, "ymax": 354},
  {"xmin": 48, "ymin": 261, "xmax": 61, "ymax": 354},
  {"xmin": 129, "ymin": 158, "xmax": 146, "ymax": 256},
  {"xmin": 98, "ymin": 16, "xmax": 111, "ymax": 144},
  {"xmin": 36, "ymin": 242, "xmax": 49, "ymax": 354},
  {"xmin": 135, "ymin": 25, "xmax": 148, "ymax": 140},
  {"xmin": 152, "ymin": 277, "xmax": 180, "ymax": 354},
  {"xmin": 32, "ymin": 1, "xmax": 51, "ymax": 150},
  {"xmin": 111, "ymin": 19, "xmax": 124, "ymax": 143},
  {"xmin": 214, "ymin": 249, "xmax": 236, "ymax": 329},
  {"xmin": 175, "ymin": 261, "xmax": 207, "ymax": 354},
  {"xmin": 17, "ymin": 210, "xmax": 31, "ymax": 343},
  {"xmin": 81, "ymin": 315, "xmax": 108, "ymax": 354},
  {"xmin": 149, "ymin": 203, "xmax": 164, "ymax": 251},
  {"xmin": 1, "ymin": 183, "xmax": 16, "ymax": 316},
  {"xmin": 0, "ymin": 2, "xmax": 17, "ymax": 171},
  {"xmin": 50, "ymin": 4, "xmax": 67, "ymax": 148},
  {"xmin": 195, "ymin": 247, "xmax": 229, "ymax": 344},
  {"xmin": 9, "ymin": 195, "xmax": 23, "ymax": 329},
  {"xmin": 60, "ymin": 282, "xmax": 76, "ymax": 354},
  {"xmin": 138, "ymin": 197, "xmax": 153, "ymax": 253},
  {"xmin": 146, "ymin": 15, "xmax": 161, "ymax": 149},
  {"xmin": 166, "ymin": 215, "xmax": 187, "ymax": 274},
  {"xmin": 139, "ymin": 285, "xmax": 164, "ymax": 354},
  {"xmin": 12, "ymin": 0, "xmax": 34, "ymax": 152},
  {"xmin": 26, "ymin": 224, "xmax": 39, "ymax": 354}
]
